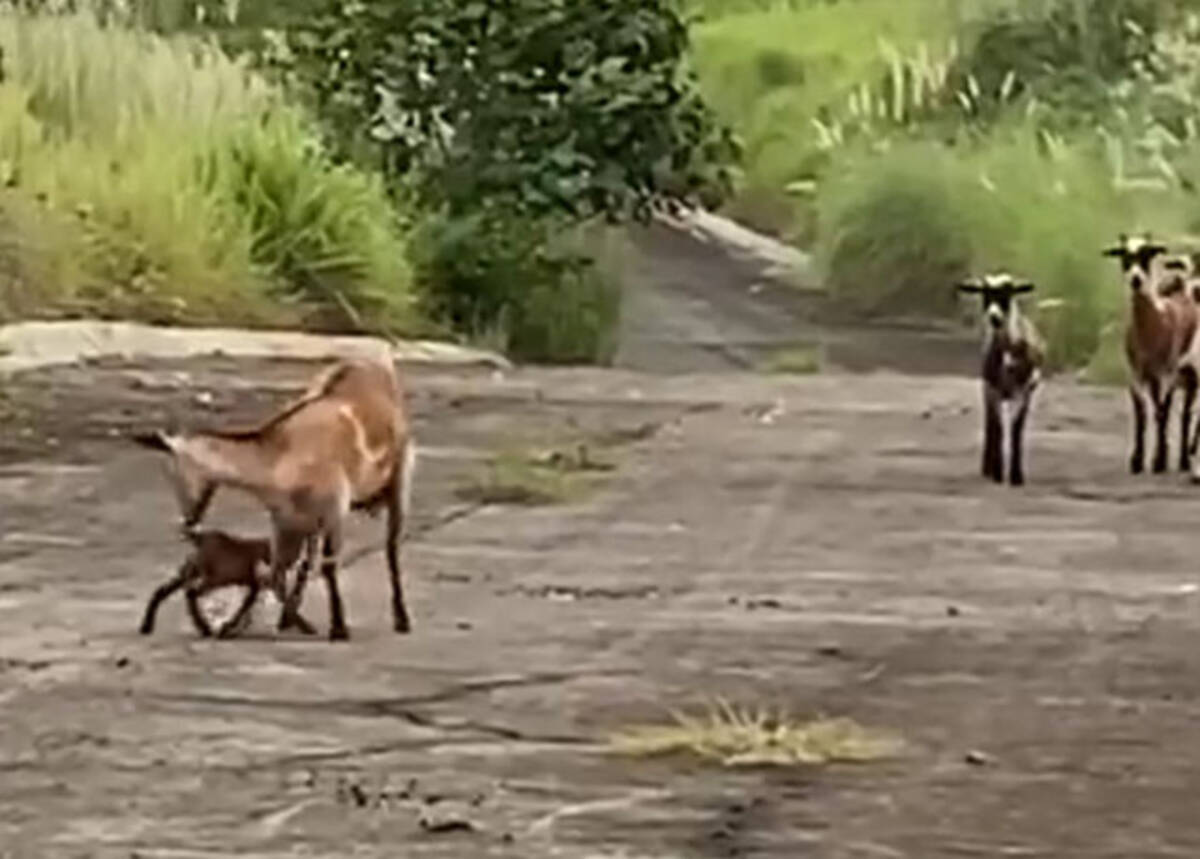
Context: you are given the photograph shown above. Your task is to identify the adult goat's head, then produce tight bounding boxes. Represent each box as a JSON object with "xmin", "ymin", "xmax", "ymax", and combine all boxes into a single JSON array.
[
  {"xmin": 957, "ymin": 273, "xmax": 1035, "ymax": 331},
  {"xmin": 131, "ymin": 430, "xmax": 216, "ymax": 529},
  {"xmin": 1103, "ymin": 234, "xmax": 1168, "ymax": 293}
]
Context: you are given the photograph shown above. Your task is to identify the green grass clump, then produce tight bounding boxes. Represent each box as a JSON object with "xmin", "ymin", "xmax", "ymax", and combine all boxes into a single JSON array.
[
  {"xmin": 0, "ymin": 9, "xmax": 415, "ymax": 332},
  {"xmin": 413, "ymin": 209, "xmax": 623, "ymax": 365},
  {"xmin": 757, "ymin": 344, "xmax": 822, "ymax": 375},
  {"xmin": 816, "ymin": 142, "xmax": 973, "ymax": 320},
  {"xmin": 609, "ymin": 700, "xmax": 902, "ymax": 768},
  {"xmin": 456, "ymin": 444, "xmax": 616, "ymax": 507}
]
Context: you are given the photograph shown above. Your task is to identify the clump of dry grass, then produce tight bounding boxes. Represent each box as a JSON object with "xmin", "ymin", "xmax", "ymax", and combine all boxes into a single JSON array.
[{"xmin": 608, "ymin": 700, "xmax": 901, "ymax": 767}]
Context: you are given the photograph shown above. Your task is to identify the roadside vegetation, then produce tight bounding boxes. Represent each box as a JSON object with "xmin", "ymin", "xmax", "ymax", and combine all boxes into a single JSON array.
[
  {"xmin": 0, "ymin": 0, "xmax": 734, "ymax": 366},
  {"xmin": 688, "ymin": 0, "xmax": 1200, "ymax": 375},
  {"xmin": 0, "ymin": 8, "xmax": 415, "ymax": 335}
]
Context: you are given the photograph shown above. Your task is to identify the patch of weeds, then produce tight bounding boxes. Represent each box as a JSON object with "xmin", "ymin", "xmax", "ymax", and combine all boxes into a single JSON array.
[
  {"xmin": 1080, "ymin": 321, "xmax": 1128, "ymax": 387},
  {"xmin": 608, "ymin": 700, "xmax": 901, "ymax": 768},
  {"xmin": 456, "ymin": 442, "xmax": 615, "ymax": 506},
  {"xmin": 757, "ymin": 345, "xmax": 823, "ymax": 375}
]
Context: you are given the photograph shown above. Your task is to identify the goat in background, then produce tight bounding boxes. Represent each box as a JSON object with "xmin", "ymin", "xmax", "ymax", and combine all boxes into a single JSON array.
[
  {"xmin": 957, "ymin": 274, "xmax": 1045, "ymax": 487},
  {"xmin": 1103, "ymin": 235, "xmax": 1200, "ymax": 475}
]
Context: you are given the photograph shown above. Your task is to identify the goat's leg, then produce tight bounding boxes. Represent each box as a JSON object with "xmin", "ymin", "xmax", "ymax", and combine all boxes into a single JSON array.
[
  {"xmin": 139, "ymin": 561, "xmax": 192, "ymax": 635},
  {"xmin": 184, "ymin": 585, "xmax": 215, "ymax": 638},
  {"xmin": 1130, "ymin": 384, "xmax": 1148, "ymax": 474},
  {"xmin": 1152, "ymin": 379, "xmax": 1174, "ymax": 474},
  {"xmin": 385, "ymin": 473, "xmax": 412, "ymax": 634},
  {"xmin": 1180, "ymin": 369, "xmax": 1198, "ymax": 472},
  {"xmin": 267, "ymin": 528, "xmax": 312, "ymax": 635},
  {"xmin": 216, "ymin": 581, "xmax": 261, "ymax": 639},
  {"xmin": 1009, "ymin": 388, "xmax": 1034, "ymax": 487},
  {"xmin": 278, "ymin": 534, "xmax": 318, "ymax": 635},
  {"xmin": 983, "ymin": 388, "xmax": 1003, "ymax": 483},
  {"xmin": 318, "ymin": 529, "xmax": 350, "ymax": 642}
]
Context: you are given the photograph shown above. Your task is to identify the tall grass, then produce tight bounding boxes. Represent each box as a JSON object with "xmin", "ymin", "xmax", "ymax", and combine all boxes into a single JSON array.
[
  {"xmin": 689, "ymin": 0, "xmax": 1013, "ymax": 236},
  {"xmin": 816, "ymin": 127, "xmax": 1190, "ymax": 368},
  {"xmin": 0, "ymin": 8, "xmax": 415, "ymax": 332}
]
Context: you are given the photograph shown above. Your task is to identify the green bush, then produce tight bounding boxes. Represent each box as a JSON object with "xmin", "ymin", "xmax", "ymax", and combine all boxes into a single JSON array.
[
  {"xmin": 816, "ymin": 143, "xmax": 973, "ymax": 320},
  {"xmin": 0, "ymin": 8, "xmax": 415, "ymax": 331},
  {"xmin": 411, "ymin": 208, "xmax": 622, "ymax": 365},
  {"xmin": 211, "ymin": 111, "xmax": 416, "ymax": 334}
]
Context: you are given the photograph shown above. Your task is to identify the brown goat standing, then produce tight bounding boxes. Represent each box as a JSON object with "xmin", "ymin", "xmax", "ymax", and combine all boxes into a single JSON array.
[
  {"xmin": 1104, "ymin": 235, "xmax": 1200, "ymax": 474},
  {"xmin": 133, "ymin": 358, "xmax": 416, "ymax": 641},
  {"xmin": 139, "ymin": 529, "xmax": 318, "ymax": 637}
]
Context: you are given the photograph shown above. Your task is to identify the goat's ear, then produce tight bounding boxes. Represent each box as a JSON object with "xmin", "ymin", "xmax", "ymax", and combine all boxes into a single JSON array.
[
  {"xmin": 1101, "ymin": 246, "xmax": 1123, "ymax": 258},
  {"xmin": 1013, "ymin": 281, "xmax": 1035, "ymax": 294},
  {"xmin": 956, "ymin": 281, "xmax": 983, "ymax": 294},
  {"xmin": 131, "ymin": 431, "xmax": 172, "ymax": 453}
]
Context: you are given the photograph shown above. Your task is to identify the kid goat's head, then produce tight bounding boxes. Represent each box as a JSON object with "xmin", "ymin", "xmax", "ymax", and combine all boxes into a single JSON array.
[
  {"xmin": 957, "ymin": 273, "xmax": 1035, "ymax": 331},
  {"xmin": 1103, "ymin": 234, "xmax": 1168, "ymax": 293},
  {"xmin": 131, "ymin": 430, "xmax": 215, "ymax": 529}
]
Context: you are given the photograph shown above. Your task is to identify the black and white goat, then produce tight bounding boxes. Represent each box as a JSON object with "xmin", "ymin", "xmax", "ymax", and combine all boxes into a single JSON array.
[{"xmin": 957, "ymin": 274, "xmax": 1046, "ymax": 486}]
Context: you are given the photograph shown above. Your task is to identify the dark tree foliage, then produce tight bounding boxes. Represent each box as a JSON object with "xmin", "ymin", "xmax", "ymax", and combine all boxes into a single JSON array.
[{"xmin": 284, "ymin": 0, "xmax": 737, "ymax": 221}]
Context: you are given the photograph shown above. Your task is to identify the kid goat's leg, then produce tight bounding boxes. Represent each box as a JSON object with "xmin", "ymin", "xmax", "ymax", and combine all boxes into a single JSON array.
[
  {"xmin": 1180, "ymin": 369, "xmax": 1198, "ymax": 472},
  {"xmin": 318, "ymin": 528, "xmax": 350, "ymax": 642},
  {"xmin": 1009, "ymin": 388, "xmax": 1035, "ymax": 487},
  {"xmin": 1130, "ymin": 384, "xmax": 1148, "ymax": 474},
  {"xmin": 983, "ymin": 387, "xmax": 1004, "ymax": 483},
  {"xmin": 215, "ymin": 579, "xmax": 261, "ymax": 639},
  {"xmin": 184, "ymin": 585, "xmax": 215, "ymax": 638},
  {"xmin": 139, "ymin": 559, "xmax": 194, "ymax": 635}
]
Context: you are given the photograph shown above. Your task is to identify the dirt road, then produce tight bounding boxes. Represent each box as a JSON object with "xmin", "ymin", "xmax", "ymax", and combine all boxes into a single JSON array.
[{"xmin": 4, "ymin": 226, "xmax": 1200, "ymax": 858}]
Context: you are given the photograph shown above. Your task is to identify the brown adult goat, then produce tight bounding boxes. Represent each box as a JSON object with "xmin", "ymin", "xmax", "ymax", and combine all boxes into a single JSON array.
[
  {"xmin": 1103, "ymin": 235, "xmax": 1200, "ymax": 475},
  {"xmin": 133, "ymin": 358, "xmax": 416, "ymax": 641}
]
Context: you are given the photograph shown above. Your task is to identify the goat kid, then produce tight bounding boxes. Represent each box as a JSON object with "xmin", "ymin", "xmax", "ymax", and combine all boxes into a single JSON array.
[
  {"xmin": 1103, "ymin": 235, "xmax": 1200, "ymax": 474},
  {"xmin": 139, "ymin": 529, "xmax": 318, "ymax": 638},
  {"xmin": 133, "ymin": 358, "xmax": 416, "ymax": 641},
  {"xmin": 957, "ymin": 274, "xmax": 1045, "ymax": 486}
]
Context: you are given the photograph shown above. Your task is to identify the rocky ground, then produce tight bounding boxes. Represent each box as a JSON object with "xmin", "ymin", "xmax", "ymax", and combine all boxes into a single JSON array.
[{"xmin": 3, "ymin": 224, "xmax": 1200, "ymax": 858}]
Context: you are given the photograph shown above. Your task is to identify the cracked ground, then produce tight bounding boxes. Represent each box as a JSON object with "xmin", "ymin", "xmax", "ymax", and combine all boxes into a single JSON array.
[{"xmin": 5, "ymin": 226, "xmax": 1200, "ymax": 857}]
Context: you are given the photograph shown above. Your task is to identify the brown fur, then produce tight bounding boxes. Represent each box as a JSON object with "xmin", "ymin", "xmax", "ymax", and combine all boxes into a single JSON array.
[
  {"xmin": 138, "ymin": 530, "xmax": 317, "ymax": 638},
  {"xmin": 1111, "ymin": 239, "xmax": 1200, "ymax": 474},
  {"xmin": 1125, "ymin": 289, "xmax": 1198, "ymax": 380},
  {"xmin": 134, "ymin": 358, "xmax": 415, "ymax": 641}
]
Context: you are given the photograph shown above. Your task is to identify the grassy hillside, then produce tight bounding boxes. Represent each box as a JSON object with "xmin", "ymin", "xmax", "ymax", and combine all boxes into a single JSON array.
[
  {"xmin": 689, "ymin": 0, "xmax": 1200, "ymax": 375},
  {"xmin": 0, "ymin": 9, "xmax": 416, "ymax": 335}
]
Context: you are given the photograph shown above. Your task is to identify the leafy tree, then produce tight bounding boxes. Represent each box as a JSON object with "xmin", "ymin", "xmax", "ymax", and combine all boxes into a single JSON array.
[{"xmin": 284, "ymin": 0, "xmax": 737, "ymax": 221}]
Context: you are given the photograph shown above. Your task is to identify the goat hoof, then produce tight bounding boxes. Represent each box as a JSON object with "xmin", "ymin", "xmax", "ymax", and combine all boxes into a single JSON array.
[
  {"xmin": 329, "ymin": 627, "xmax": 350, "ymax": 642},
  {"xmin": 394, "ymin": 618, "xmax": 412, "ymax": 634}
]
